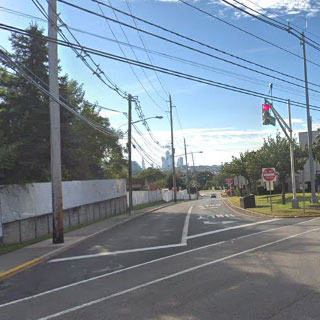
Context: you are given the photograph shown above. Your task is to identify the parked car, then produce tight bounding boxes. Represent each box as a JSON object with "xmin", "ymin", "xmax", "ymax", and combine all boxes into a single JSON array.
[{"xmin": 210, "ymin": 193, "xmax": 217, "ymax": 198}]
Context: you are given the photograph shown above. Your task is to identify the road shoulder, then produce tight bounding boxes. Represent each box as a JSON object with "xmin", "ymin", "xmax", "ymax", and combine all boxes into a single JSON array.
[{"xmin": 0, "ymin": 202, "xmax": 175, "ymax": 281}]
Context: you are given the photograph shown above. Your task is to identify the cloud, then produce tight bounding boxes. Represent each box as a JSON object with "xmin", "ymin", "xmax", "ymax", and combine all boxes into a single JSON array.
[
  {"xmin": 216, "ymin": 0, "xmax": 320, "ymax": 18},
  {"xmin": 283, "ymin": 118, "xmax": 304, "ymax": 124},
  {"xmin": 130, "ymin": 126, "xmax": 282, "ymax": 166}
]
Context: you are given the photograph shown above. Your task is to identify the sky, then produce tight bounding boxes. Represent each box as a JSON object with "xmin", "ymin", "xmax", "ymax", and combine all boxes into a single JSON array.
[{"xmin": 1, "ymin": 0, "xmax": 320, "ymax": 168}]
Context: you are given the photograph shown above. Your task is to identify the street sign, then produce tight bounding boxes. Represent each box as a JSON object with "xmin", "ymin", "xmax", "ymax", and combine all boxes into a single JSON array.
[
  {"xmin": 225, "ymin": 178, "xmax": 233, "ymax": 185},
  {"xmin": 266, "ymin": 181, "xmax": 274, "ymax": 191},
  {"xmin": 262, "ymin": 168, "xmax": 276, "ymax": 182},
  {"xmin": 262, "ymin": 167, "xmax": 276, "ymax": 212}
]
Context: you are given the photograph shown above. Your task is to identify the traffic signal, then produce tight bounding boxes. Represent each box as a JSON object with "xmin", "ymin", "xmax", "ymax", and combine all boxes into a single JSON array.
[{"xmin": 262, "ymin": 103, "xmax": 276, "ymax": 126}]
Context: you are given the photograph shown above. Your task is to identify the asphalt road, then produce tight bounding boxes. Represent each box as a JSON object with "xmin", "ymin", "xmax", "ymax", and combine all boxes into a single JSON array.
[{"xmin": 1, "ymin": 192, "xmax": 320, "ymax": 320}]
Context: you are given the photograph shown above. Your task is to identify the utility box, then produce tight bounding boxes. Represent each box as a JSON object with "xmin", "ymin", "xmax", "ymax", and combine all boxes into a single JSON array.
[{"xmin": 240, "ymin": 194, "xmax": 256, "ymax": 209}]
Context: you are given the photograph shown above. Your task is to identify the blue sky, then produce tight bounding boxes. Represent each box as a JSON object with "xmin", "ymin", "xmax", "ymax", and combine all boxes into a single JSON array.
[{"xmin": 1, "ymin": 0, "xmax": 320, "ymax": 167}]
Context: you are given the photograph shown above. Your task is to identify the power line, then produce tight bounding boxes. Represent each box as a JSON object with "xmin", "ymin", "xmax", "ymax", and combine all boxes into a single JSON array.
[
  {"xmin": 0, "ymin": 46, "xmax": 121, "ymax": 138},
  {"xmin": 124, "ymin": 0, "xmax": 169, "ymax": 100},
  {"xmin": 178, "ymin": 0, "xmax": 320, "ymax": 68},
  {"xmin": 7, "ymin": 1, "xmax": 320, "ymax": 94},
  {"xmin": 132, "ymin": 136, "xmax": 161, "ymax": 167},
  {"xmin": 56, "ymin": 0, "xmax": 320, "ymax": 95},
  {"xmin": 220, "ymin": 0, "xmax": 320, "ymax": 52},
  {"xmin": 2, "ymin": 23, "xmax": 320, "ymax": 113},
  {"xmin": 90, "ymin": 0, "xmax": 320, "ymax": 88},
  {"xmin": 96, "ymin": 1, "xmax": 167, "ymax": 113},
  {"xmin": 31, "ymin": 0, "xmax": 167, "ymax": 150},
  {"xmin": 32, "ymin": 0, "xmax": 128, "ymax": 100}
]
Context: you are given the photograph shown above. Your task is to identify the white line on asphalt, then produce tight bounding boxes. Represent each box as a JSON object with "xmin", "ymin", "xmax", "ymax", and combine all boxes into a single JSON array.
[
  {"xmin": 1, "ymin": 217, "xmax": 318, "ymax": 309},
  {"xmin": 50, "ymin": 243, "xmax": 187, "ymax": 263},
  {"xmin": 36, "ymin": 226, "xmax": 320, "ymax": 320},
  {"xmin": 187, "ymin": 219, "xmax": 281, "ymax": 239},
  {"xmin": 181, "ymin": 206, "xmax": 192, "ymax": 245}
]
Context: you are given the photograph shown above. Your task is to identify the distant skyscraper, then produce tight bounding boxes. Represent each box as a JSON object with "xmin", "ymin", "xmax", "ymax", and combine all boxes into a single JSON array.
[
  {"xmin": 177, "ymin": 157, "xmax": 184, "ymax": 168},
  {"xmin": 161, "ymin": 151, "xmax": 172, "ymax": 170},
  {"xmin": 141, "ymin": 158, "xmax": 146, "ymax": 170}
]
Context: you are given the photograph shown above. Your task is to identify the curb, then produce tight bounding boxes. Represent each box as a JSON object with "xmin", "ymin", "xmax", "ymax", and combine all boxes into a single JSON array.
[
  {"xmin": 223, "ymin": 198, "xmax": 320, "ymax": 219},
  {"xmin": 0, "ymin": 258, "xmax": 43, "ymax": 280},
  {"xmin": 0, "ymin": 202, "xmax": 174, "ymax": 281}
]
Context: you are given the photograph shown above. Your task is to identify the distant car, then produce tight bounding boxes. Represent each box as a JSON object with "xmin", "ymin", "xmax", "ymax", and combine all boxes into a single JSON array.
[{"xmin": 210, "ymin": 193, "xmax": 217, "ymax": 198}]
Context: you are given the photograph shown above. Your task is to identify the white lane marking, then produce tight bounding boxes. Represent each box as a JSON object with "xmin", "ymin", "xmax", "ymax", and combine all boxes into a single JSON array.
[
  {"xmin": 203, "ymin": 221, "xmax": 235, "ymax": 225},
  {"xmin": 50, "ymin": 243, "xmax": 186, "ymax": 263},
  {"xmin": 181, "ymin": 206, "xmax": 193, "ymax": 245},
  {"xmin": 187, "ymin": 219, "xmax": 281, "ymax": 239},
  {"xmin": 36, "ymin": 227, "xmax": 320, "ymax": 320},
  {"xmin": 1, "ymin": 217, "xmax": 318, "ymax": 309}
]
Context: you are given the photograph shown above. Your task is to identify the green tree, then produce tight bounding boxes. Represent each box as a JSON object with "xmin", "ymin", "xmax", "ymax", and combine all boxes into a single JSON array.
[
  {"xmin": 260, "ymin": 133, "xmax": 306, "ymax": 204},
  {"xmin": 195, "ymin": 171, "xmax": 213, "ymax": 189},
  {"xmin": 135, "ymin": 168, "xmax": 166, "ymax": 182},
  {"xmin": 166, "ymin": 172, "xmax": 186, "ymax": 190},
  {"xmin": 0, "ymin": 25, "xmax": 125, "ymax": 184}
]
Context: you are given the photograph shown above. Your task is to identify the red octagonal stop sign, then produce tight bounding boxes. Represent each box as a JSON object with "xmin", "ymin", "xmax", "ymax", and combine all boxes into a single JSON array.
[{"xmin": 262, "ymin": 168, "xmax": 276, "ymax": 181}]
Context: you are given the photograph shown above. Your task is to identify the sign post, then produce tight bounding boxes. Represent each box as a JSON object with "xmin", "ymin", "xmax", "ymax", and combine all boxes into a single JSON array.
[
  {"xmin": 225, "ymin": 178, "xmax": 234, "ymax": 196},
  {"xmin": 262, "ymin": 168, "xmax": 276, "ymax": 212}
]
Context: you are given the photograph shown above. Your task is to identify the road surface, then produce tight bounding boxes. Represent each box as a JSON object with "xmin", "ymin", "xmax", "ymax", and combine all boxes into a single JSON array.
[{"xmin": 1, "ymin": 192, "xmax": 320, "ymax": 319}]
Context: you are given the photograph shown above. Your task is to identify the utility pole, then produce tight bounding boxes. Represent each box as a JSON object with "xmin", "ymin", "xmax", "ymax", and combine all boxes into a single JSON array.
[
  {"xmin": 184, "ymin": 138, "xmax": 191, "ymax": 200},
  {"xmin": 48, "ymin": 0, "xmax": 64, "ymax": 243},
  {"xmin": 169, "ymin": 95, "xmax": 177, "ymax": 203},
  {"xmin": 128, "ymin": 94, "xmax": 134, "ymax": 215},
  {"xmin": 301, "ymin": 32, "xmax": 317, "ymax": 203},
  {"xmin": 287, "ymin": 100, "xmax": 299, "ymax": 208},
  {"xmin": 191, "ymin": 152, "xmax": 198, "ymax": 199}
]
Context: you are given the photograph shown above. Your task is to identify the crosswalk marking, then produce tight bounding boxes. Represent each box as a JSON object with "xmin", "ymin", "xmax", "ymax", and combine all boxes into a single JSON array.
[{"xmin": 197, "ymin": 214, "xmax": 234, "ymax": 220}]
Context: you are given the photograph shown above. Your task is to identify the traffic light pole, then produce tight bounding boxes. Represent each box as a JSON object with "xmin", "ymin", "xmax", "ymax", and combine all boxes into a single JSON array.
[
  {"xmin": 169, "ymin": 95, "xmax": 177, "ymax": 203},
  {"xmin": 301, "ymin": 32, "xmax": 317, "ymax": 203},
  {"xmin": 287, "ymin": 100, "xmax": 299, "ymax": 208},
  {"xmin": 265, "ymin": 99, "xmax": 299, "ymax": 208}
]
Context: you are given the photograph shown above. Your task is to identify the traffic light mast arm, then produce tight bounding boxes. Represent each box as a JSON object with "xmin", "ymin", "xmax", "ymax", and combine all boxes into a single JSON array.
[
  {"xmin": 269, "ymin": 104, "xmax": 293, "ymax": 143},
  {"xmin": 269, "ymin": 104, "xmax": 291, "ymax": 133}
]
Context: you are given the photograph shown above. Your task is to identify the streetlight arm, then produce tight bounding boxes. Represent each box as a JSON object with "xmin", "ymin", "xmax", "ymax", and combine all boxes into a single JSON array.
[{"xmin": 131, "ymin": 116, "xmax": 163, "ymax": 124}]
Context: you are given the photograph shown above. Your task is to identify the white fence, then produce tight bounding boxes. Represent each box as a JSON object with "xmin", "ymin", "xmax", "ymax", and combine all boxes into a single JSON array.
[
  {"xmin": 128, "ymin": 189, "xmax": 195, "ymax": 206},
  {"xmin": 0, "ymin": 179, "xmax": 126, "ymax": 224}
]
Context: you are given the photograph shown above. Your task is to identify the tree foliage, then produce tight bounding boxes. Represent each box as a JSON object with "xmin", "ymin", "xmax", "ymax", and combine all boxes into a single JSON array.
[{"xmin": 0, "ymin": 25, "xmax": 125, "ymax": 184}]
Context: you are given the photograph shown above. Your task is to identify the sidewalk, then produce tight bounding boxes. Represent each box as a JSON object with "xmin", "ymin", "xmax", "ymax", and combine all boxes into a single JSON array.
[{"xmin": 0, "ymin": 202, "xmax": 173, "ymax": 280}]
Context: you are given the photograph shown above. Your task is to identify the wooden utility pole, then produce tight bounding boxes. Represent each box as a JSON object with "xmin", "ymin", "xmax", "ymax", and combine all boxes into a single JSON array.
[
  {"xmin": 128, "ymin": 94, "xmax": 134, "ymax": 215},
  {"xmin": 48, "ymin": 0, "xmax": 64, "ymax": 243},
  {"xmin": 169, "ymin": 95, "xmax": 177, "ymax": 203},
  {"xmin": 184, "ymin": 138, "xmax": 191, "ymax": 200}
]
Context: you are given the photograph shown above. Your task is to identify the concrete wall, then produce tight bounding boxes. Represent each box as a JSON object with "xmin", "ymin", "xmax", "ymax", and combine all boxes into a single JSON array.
[
  {"xmin": 0, "ymin": 179, "xmax": 126, "ymax": 223},
  {"xmin": 0, "ymin": 179, "xmax": 126, "ymax": 244},
  {"xmin": 2, "ymin": 196, "xmax": 127, "ymax": 244}
]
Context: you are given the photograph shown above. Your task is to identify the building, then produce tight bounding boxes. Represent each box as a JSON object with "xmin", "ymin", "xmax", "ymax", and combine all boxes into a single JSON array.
[
  {"xmin": 141, "ymin": 158, "xmax": 146, "ymax": 170},
  {"xmin": 177, "ymin": 157, "xmax": 184, "ymax": 168},
  {"xmin": 298, "ymin": 129, "xmax": 320, "ymax": 191},
  {"xmin": 161, "ymin": 151, "xmax": 172, "ymax": 170}
]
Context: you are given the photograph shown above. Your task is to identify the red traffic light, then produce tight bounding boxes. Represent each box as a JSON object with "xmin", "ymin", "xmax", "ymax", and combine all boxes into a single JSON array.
[{"xmin": 263, "ymin": 104, "xmax": 270, "ymax": 111}]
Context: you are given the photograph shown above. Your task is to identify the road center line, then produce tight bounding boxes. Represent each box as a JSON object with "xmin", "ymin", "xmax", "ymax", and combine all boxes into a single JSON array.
[
  {"xmin": 187, "ymin": 218, "xmax": 281, "ymax": 239},
  {"xmin": 50, "ymin": 243, "xmax": 187, "ymax": 263},
  {"xmin": 36, "ymin": 226, "xmax": 320, "ymax": 320},
  {"xmin": 1, "ymin": 217, "xmax": 318, "ymax": 309},
  {"xmin": 181, "ymin": 206, "xmax": 192, "ymax": 245}
]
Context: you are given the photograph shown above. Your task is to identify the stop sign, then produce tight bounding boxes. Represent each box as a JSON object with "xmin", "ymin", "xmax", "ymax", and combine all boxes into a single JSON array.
[{"xmin": 262, "ymin": 168, "xmax": 276, "ymax": 182}]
